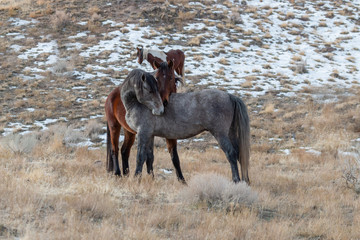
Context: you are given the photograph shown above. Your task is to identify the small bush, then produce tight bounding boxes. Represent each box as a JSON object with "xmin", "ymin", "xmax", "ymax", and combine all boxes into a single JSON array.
[
  {"xmin": 84, "ymin": 120, "xmax": 103, "ymax": 141},
  {"xmin": 43, "ymin": 124, "xmax": 85, "ymax": 147},
  {"xmin": 51, "ymin": 10, "xmax": 71, "ymax": 31},
  {"xmin": 2, "ymin": 133, "xmax": 38, "ymax": 154},
  {"xmin": 294, "ymin": 59, "xmax": 307, "ymax": 74},
  {"xmin": 229, "ymin": 11, "xmax": 243, "ymax": 24},
  {"xmin": 179, "ymin": 173, "xmax": 257, "ymax": 209},
  {"xmin": 87, "ymin": 13, "xmax": 101, "ymax": 32},
  {"xmin": 342, "ymin": 151, "xmax": 360, "ymax": 194},
  {"xmin": 188, "ymin": 35, "xmax": 203, "ymax": 46},
  {"xmin": 52, "ymin": 59, "xmax": 71, "ymax": 74}
]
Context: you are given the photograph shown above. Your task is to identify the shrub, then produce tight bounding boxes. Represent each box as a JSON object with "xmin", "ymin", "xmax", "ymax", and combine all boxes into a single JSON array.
[
  {"xmin": 2, "ymin": 133, "xmax": 38, "ymax": 154},
  {"xmin": 179, "ymin": 173, "xmax": 258, "ymax": 209},
  {"xmin": 342, "ymin": 150, "xmax": 360, "ymax": 194},
  {"xmin": 84, "ymin": 120, "xmax": 103, "ymax": 141},
  {"xmin": 44, "ymin": 124, "xmax": 85, "ymax": 147},
  {"xmin": 51, "ymin": 10, "xmax": 71, "ymax": 31},
  {"xmin": 52, "ymin": 59, "xmax": 70, "ymax": 74},
  {"xmin": 188, "ymin": 35, "xmax": 203, "ymax": 46}
]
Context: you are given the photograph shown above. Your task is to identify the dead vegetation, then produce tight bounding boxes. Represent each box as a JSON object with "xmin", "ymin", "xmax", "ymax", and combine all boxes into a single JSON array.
[{"xmin": 0, "ymin": 85, "xmax": 359, "ymax": 239}]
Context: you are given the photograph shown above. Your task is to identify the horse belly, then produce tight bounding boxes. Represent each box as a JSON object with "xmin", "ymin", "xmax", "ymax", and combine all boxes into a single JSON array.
[{"xmin": 153, "ymin": 120, "xmax": 204, "ymax": 140}]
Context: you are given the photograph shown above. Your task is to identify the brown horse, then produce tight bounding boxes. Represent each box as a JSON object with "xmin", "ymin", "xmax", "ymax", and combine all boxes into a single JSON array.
[
  {"xmin": 105, "ymin": 60, "xmax": 186, "ymax": 183},
  {"xmin": 136, "ymin": 47, "xmax": 185, "ymax": 82}
]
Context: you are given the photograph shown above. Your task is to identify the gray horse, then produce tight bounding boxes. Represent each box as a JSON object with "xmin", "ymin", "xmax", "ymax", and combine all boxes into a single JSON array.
[{"xmin": 121, "ymin": 65, "xmax": 250, "ymax": 184}]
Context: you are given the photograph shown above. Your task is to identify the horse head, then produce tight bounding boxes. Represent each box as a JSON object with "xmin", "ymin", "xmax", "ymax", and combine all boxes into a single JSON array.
[
  {"xmin": 134, "ymin": 73, "xmax": 164, "ymax": 116},
  {"xmin": 153, "ymin": 59, "xmax": 176, "ymax": 106},
  {"xmin": 136, "ymin": 47, "xmax": 144, "ymax": 64}
]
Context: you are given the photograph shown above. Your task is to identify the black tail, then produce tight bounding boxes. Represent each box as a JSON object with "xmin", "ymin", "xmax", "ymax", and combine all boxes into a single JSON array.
[
  {"xmin": 106, "ymin": 123, "xmax": 113, "ymax": 172},
  {"xmin": 230, "ymin": 95, "xmax": 250, "ymax": 184}
]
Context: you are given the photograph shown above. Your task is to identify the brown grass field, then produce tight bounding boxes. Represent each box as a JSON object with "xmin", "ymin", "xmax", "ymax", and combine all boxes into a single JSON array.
[{"xmin": 1, "ymin": 0, "xmax": 360, "ymax": 239}]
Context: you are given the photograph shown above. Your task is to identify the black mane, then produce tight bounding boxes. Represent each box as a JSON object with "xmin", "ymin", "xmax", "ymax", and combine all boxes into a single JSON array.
[{"xmin": 129, "ymin": 69, "xmax": 158, "ymax": 94}]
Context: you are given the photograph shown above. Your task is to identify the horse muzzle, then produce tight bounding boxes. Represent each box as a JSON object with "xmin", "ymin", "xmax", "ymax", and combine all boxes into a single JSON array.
[{"xmin": 152, "ymin": 105, "xmax": 164, "ymax": 116}]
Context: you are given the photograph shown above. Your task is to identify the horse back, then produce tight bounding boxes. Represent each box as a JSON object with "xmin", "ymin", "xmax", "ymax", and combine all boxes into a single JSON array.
[
  {"xmin": 165, "ymin": 50, "xmax": 185, "ymax": 66},
  {"xmin": 168, "ymin": 90, "xmax": 233, "ymax": 127}
]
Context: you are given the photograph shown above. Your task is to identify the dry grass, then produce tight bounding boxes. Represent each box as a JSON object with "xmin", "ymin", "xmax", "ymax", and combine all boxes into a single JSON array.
[
  {"xmin": 1, "ymin": 98, "xmax": 360, "ymax": 238},
  {"xmin": 1, "ymin": 87, "xmax": 360, "ymax": 239}
]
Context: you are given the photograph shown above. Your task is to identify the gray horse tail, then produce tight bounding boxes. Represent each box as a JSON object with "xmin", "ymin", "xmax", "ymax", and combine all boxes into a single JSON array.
[
  {"xmin": 229, "ymin": 94, "xmax": 250, "ymax": 184},
  {"xmin": 106, "ymin": 123, "xmax": 113, "ymax": 172}
]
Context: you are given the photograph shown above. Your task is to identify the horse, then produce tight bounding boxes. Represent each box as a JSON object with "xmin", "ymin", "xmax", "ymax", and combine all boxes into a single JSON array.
[
  {"xmin": 136, "ymin": 47, "xmax": 185, "ymax": 82},
  {"xmin": 105, "ymin": 60, "xmax": 186, "ymax": 183},
  {"xmin": 122, "ymin": 62, "xmax": 250, "ymax": 184}
]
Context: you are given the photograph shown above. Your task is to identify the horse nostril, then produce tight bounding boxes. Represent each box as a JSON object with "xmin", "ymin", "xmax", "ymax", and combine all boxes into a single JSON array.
[{"xmin": 163, "ymin": 100, "xmax": 168, "ymax": 107}]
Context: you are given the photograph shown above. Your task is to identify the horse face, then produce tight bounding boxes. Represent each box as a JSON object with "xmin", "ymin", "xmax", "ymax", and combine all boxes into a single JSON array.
[
  {"xmin": 136, "ymin": 47, "xmax": 143, "ymax": 64},
  {"xmin": 154, "ymin": 60, "xmax": 176, "ymax": 105},
  {"xmin": 136, "ymin": 74, "xmax": 164, "ymax": 116}
]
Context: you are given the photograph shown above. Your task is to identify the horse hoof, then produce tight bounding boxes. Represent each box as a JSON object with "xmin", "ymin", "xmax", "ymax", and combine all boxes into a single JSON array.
[{"xmin": 178, "ymin": 178, "xmax": 187, "ymax": 185}]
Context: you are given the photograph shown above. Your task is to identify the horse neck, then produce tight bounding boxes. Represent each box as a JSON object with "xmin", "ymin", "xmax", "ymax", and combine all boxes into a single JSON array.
[
  {"xmin": 121, "ymin": 78, "xmax": 140, "ymax": 112},
  {"xmin": 143, "ymin": 48, "xmax": 149, "ymax": 61}
]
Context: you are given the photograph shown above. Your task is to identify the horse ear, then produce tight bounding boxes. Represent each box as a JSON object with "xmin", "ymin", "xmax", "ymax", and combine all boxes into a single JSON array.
[
  {"xmin": 167, "ymin": 59, "xmax": 174, "ymax": 69},
  {"xmin": 153, "ymin": 61, "xmax": 161, "ymax": 69}
]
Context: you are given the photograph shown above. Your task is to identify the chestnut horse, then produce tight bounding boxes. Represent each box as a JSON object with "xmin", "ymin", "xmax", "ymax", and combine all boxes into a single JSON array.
[
  {"xmin": 105, "ymin": 60, "xmax": 185, "ymax": 182},
  {"xmin": 136, "ymin": 47, "xmax": 185, "ymax": 82}
]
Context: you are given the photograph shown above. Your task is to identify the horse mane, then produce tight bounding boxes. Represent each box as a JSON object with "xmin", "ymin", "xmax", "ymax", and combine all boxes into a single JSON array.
[
  {"xmin": 131, "ymin": 70, "xmax": 158, "ymax": 94},
  {"xmin": 143, "ymin": 48, "xmax": 167, "ymax": 62},
  {"xmin": 175, "ymin": 76, "xmax": 184, "ymax": 86}
]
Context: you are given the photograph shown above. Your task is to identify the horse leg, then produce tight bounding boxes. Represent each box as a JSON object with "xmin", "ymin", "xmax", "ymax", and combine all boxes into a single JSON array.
[
  {"xmin": 134, "ymin": 132, "xmax": 152, "ymax": 178},
  {"xmin": 121, "ymin": 130, "xmax": 136, "ymax": 176},
  {"xmin": 106, "ymin": 124, "xmax": 114, "ymax": 172},
  {"xmin": 214, "ymin": 134, "xmax": 241, "ymax": 183},
  {"xmin": 229, "ymin": 131, "xmax": 250, "ymax": 184},
  {"xmin": 145, "ymin": 137, "xmax": 154, "ymax": 178},
  {"xmin": 109, "ymin": 124, "xmax": 121, "ymax": 176},
  {"xmin": 166, "ymin": 139, "xmax": 186, "ymax": 184}
]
